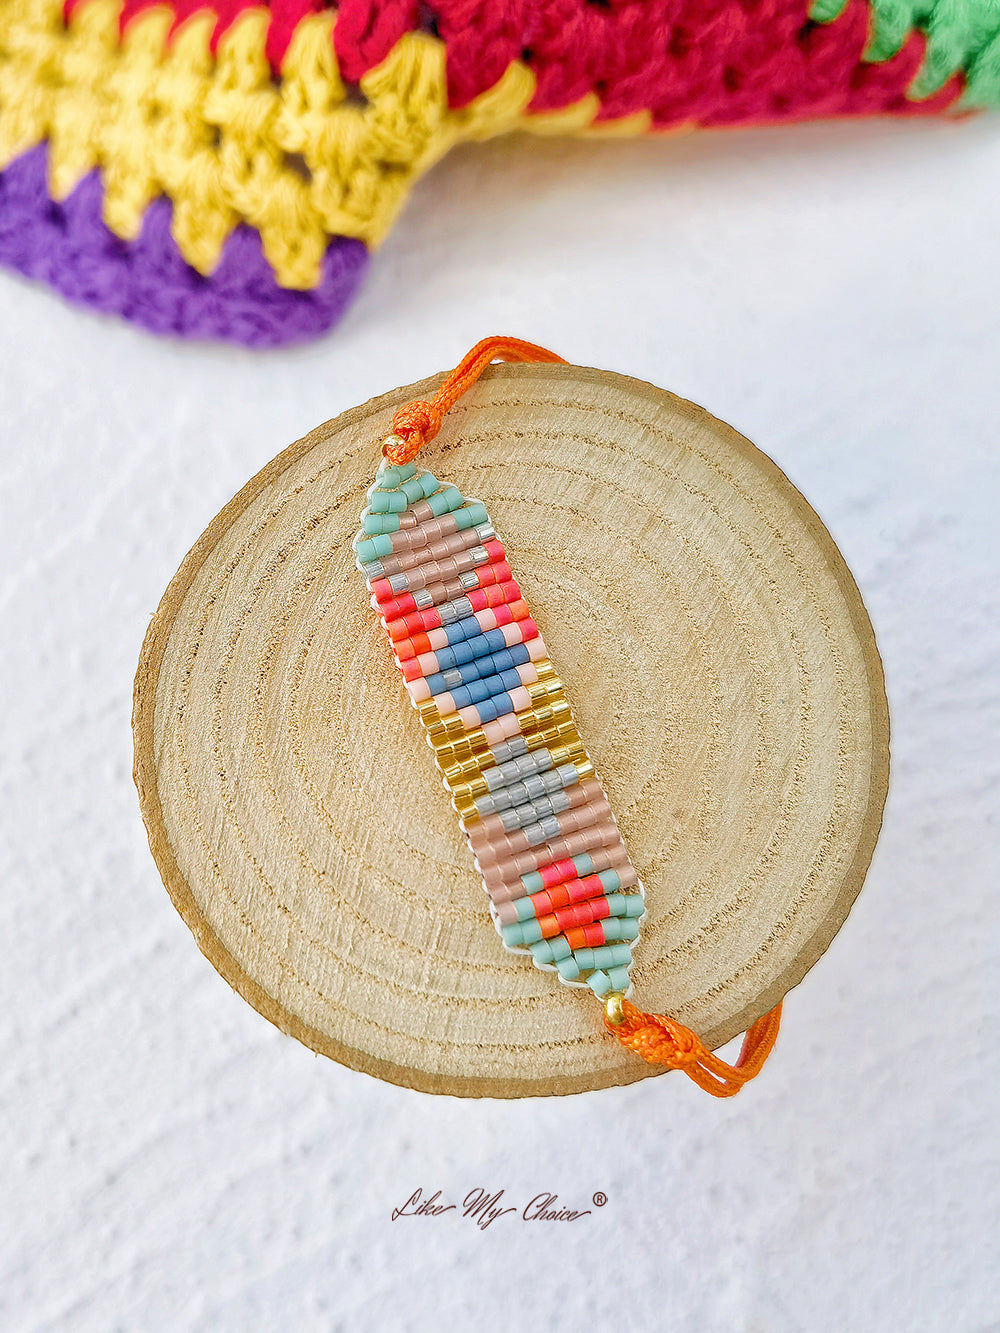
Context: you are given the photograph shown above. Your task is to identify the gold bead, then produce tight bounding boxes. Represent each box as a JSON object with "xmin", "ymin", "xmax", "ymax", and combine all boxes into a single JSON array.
[
  {"xmin": 527, "ymin": 677, "xmax": 562, "ymax": 705},
  {"xmin": 381, "ymin": 433, "xmax": 406, "ymax": 458},
  {"xmin": 441, "ymin": 753, "xmax": 484, "ymax": 784},
  {"xmin": 604, "ymin": 992, "xmax": 627, "ymax": 1026},
  {"xmin": 450, "ymin": 773, "xmax": 487, "ymax": 802}
]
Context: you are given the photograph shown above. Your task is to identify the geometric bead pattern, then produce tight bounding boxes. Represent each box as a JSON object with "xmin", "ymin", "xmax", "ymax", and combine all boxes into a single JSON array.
[{"xmin": 354, "ymin": 459, "xmax": 646, "ymax": 999}]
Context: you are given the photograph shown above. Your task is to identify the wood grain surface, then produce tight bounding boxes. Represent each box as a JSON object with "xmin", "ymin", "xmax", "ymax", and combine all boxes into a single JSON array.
[{"xmin": 133, "ymin": 363, "xmax": 889, "ymax": 1097}]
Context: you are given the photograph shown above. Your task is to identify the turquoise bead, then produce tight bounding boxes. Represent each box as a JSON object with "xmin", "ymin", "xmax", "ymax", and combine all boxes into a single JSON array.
[
  {"xmin": 427, "ymin": 485, "xmax": 464, "ymax": 517},
  {"xmin": 572, "ymin": 853, "xmax": 596, "ymax": 878},
  {"xmin": 528, "ymin": 936, "xmax": 571, "ymax": 965},
  {"xmin": 600, "ymin": 918, "xmax": 640, "ymax": 943},
  {"xmin": 419, "ymin": 472, "xmax": 441, "ymax": 499},
  {"xmin": 362, "ymin": 512, "xmax": 400, "ymax": 535},
  {"xmin": 375, "ymin": 462, "xmax": 417, "ymax": 487},
  {"xmin": 354, "ymin": 533, "xmax": 393, "ymax": 565},
  {"xmin": 520, "ymin": 870, "xmax": 544, "ymax": 894},
  {"xmin": 556, "ymin": 955, "xmax": 581, "ymax": 982},
  {"xmin": 587, "ymin": 970, "xmax": 614, "ymax": 997},
  {"xmin": 601, "ymin": 893, "xmax": 630, "ymax": 918},
  {"xmin": 606, "ymin": 966, "xmax": 632, "ymax": 992},
  {"xmin": 501, "ymin": 919, "xmax": 543, "ymax": 947},
  {"xmin": 453, "ymin": 500, "xmax": 488, "ymax": 529},
  {"xmin": 402, "ymin": 476, "xmax": 427, "ymax": 503},
  {"xmin": 608, "ymin": 892, "xmax": 644, "ymax": 919},
  {"xmin": 368, "ymin": 490, "xmax": 408, "ymax": 514},
  {"xmin": 572, "ymin": 943, "xmax": 633, "ymax": 972}
]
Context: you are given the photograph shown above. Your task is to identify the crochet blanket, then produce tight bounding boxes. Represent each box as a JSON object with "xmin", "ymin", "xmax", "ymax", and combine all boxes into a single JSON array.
[{"xmin": 1, "ymin": 0, "xmax": 996, "ymax": 345}]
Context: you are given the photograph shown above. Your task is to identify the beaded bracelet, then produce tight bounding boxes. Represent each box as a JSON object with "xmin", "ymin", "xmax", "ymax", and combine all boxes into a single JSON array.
[{"xmin": 353, "ymin": 337, "xmax": 781, "ymax": 1098}]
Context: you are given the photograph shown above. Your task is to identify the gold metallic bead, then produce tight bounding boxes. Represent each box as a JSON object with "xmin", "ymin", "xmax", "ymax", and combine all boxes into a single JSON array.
[
  {"xmin": 441, "ymin": 753, "xmax": 487, "ymax": 784},
  {"xmin": 551, "ymin": 740, "xmax": 586, "ymax": 768},
  {"xmin": 604, "ymin": 992, "xmax": 627, "ymax": 1026},
  {"xmin": 450, "ymin": 773, "xmax": 488, "ymax": 805},
  {"xmin": 431, "ymin": 727, "xmax": 482, "ymax": 757},
  {"xmin": 381, "ymin": 433, "xmax": 407, "ymax": 458},
  {"xmin": 538, "ymin": 721, "xmax": 579, "ymax": 752},
  {"xmin": 436, "ymin": 733, "xmax": 488, "ymax": 763},
  {"xmin": 426, "ymin": 715, "xmax": 464, "ymax": 741},
  {"xmin": 520, "ymin": 696, "xmax": 569, "ymax": 729},
  {"xmin": 427, "ymin": 711, "xmax": 465, "ymax": 738},
  {"xmin": 526, "ymin": 677, "xmax": 562, "ymax": 705}
]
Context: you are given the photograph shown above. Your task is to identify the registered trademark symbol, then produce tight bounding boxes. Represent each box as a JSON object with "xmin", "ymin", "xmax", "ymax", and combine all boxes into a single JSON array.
[{"xmin": 593, "ymin": 1192, "xmax": 607, "ymax": 1207}]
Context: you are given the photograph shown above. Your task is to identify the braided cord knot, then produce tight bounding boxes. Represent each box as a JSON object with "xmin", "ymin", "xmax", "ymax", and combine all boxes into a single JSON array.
[
  {"xmin": 381, "ymin": 336, "xmax": 567, "ymax": 465},
  {"xmin": 387, "ymin": 400, "xmax": 444, "ymax": 462},
  {"xmin": 605, "ymin": 997, "xmax": 782, "ymax": 1097}
]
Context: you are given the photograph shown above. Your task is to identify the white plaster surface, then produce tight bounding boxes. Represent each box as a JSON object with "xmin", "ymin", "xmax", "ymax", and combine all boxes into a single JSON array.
[{"xmin": 1, "ymin": 116, "xmax": 998, "ymax": 1333}]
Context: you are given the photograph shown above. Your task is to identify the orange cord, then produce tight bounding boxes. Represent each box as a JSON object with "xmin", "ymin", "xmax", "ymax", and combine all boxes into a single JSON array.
[
  {"xmin": 606, "ymin": 999, "xmax": 782, "ymax": 1096},
  {"xmin": 383, "ymin": 335, "xmax": 784, "ymax": 1096},
  {"xmin": 384, "ymin": 336, "xmax": 567, "ymax": 465}
]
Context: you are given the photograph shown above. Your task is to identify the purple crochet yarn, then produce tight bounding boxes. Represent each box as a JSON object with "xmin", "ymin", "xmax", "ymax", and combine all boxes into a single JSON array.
[{"xmin": 0, "ymin": 144, "xmax": 369, "ymax": 347}]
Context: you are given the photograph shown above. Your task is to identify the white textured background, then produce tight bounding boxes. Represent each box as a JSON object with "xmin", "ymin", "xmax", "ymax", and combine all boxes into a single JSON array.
[{"xmin": 1, "ymin": 115, "xmax": 998, "ymax": 1332}]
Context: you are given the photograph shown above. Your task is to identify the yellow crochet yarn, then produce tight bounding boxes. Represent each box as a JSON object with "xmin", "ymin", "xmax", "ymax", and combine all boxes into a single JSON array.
[{"xmin": 0, "ymin": 0, "xmax": 638, "ymax": 288}]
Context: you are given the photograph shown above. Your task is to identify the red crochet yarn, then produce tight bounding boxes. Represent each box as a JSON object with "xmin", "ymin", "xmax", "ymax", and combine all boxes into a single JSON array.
[{"xmin": 100, "ymin": 0, "xmax": 963, "ymax": 120}]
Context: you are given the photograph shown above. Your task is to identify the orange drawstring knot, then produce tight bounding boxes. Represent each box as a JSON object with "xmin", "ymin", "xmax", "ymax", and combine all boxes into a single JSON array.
[
  {"xmin": 605, "ymin": 998, "xmax": 782, "ymax": 1097},
  {"xmin": 389, "ymin": 400, "xmax": 443, "ymax": 460},
  {"xmin": 383, "ymin": 335, "xmax": 567, "ymax": 464}
]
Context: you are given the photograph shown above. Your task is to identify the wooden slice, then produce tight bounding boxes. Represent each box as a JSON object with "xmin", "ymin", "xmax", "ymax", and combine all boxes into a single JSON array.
[{"xmin": 133, "ymin": 363, "xmax": 889, "ymax": 1098}]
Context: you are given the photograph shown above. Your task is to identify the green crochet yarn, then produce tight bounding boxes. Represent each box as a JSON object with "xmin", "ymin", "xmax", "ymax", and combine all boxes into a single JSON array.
[{"xmin": 810, "ymin": 0, "xmax": 1000, "ymax": 103}]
